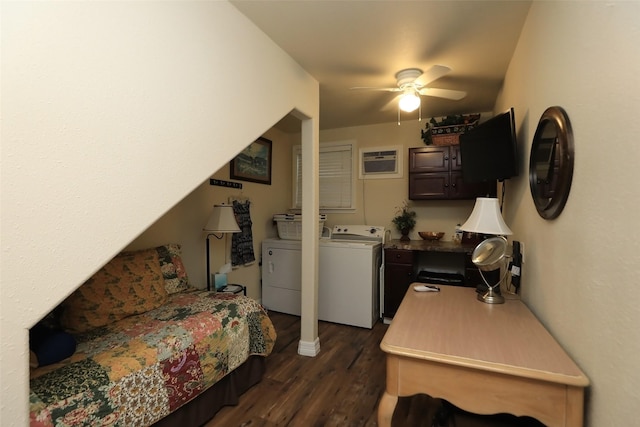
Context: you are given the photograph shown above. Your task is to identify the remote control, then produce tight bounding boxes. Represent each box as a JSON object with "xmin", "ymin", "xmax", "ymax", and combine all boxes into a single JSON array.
[{"xmin": 413, "ymin": 284, "xmax": 440, "ymax": 292}]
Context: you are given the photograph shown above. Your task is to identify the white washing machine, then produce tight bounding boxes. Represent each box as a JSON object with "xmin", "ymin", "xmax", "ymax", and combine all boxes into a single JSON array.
[{"xmin": 261, "ymin": 225, "xmax": 384, "ymax": 328}]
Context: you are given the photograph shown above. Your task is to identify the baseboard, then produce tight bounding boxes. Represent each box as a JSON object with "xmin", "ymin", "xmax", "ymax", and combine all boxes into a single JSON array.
[{"xmin": 297, "ymin": 337, "xmax": 320, "ymax": 357}]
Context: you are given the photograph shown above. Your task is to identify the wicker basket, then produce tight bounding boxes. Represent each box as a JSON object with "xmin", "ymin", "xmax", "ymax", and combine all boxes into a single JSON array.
[
  {"xmin": 274, "ymin": 214, "xmax": 327, "ymax": 240},
  {"xmin": 432, "ymin": 133, "xmax": 461, "ymax": 146},
  {"xmin": 429, "ymin": 119, "xmax": 480, "ymax": 146}
]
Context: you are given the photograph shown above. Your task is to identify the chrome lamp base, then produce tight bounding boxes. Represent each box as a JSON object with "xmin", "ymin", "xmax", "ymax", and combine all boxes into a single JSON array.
[{"xmin": 477, "ymin": 286, "xmax": 505, "ymax": 304}]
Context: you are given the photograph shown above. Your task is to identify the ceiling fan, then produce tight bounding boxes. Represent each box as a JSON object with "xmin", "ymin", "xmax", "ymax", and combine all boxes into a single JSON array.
[{"xmin": 350, "ymin": 65, "xmax": 466, "ymax": 113}]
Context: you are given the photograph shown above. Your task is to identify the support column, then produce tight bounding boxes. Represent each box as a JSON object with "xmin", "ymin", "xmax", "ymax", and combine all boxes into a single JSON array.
[{"xmin": 298, "ymin": 116, "xmax": 320, "ymax": 357}]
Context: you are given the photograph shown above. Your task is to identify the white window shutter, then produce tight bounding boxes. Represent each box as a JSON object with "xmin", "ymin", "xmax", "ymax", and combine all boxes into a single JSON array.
[{"xmin": 294, "ymin": 142, "xmax": 354, "ymax": 210}]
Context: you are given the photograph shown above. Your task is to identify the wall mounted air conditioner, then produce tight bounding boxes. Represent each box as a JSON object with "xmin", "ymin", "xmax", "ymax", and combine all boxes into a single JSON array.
[{"xmin": 359, "ymin": 145, "xmax": 403, "ymax": 179}]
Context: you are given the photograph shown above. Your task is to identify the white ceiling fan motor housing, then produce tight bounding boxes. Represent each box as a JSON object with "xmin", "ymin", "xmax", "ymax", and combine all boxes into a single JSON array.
[{"xmin": 395, "ymin": 68, "xmax": 423, "ymax": 88}]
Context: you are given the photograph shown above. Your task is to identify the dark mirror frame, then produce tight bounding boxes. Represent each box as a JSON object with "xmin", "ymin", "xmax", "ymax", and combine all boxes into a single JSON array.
[{"xmin": 529, "ymin": 106, "xmax": 574, "ymax": 219}]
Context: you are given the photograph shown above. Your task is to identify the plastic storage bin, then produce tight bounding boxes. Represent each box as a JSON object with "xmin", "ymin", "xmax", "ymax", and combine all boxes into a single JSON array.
[{"xmin": 274, "ymin": 214, "xmax": 327, "ymax": 240}]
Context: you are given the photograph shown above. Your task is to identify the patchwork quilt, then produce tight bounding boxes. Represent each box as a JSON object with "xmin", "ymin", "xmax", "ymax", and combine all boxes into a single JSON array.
[{"xmin": 29, "ymin": 290, "xmax": 276, "ymax": 426}]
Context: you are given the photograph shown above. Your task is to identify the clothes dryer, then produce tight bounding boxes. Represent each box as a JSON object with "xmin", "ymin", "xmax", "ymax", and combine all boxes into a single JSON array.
[
  {"xmin": 261, "ymin": 238, "xmax": 302, "ymax": 316},
  {"xmin": 261, "ymin": 225, "xmax": 384, "ymax": 328}
]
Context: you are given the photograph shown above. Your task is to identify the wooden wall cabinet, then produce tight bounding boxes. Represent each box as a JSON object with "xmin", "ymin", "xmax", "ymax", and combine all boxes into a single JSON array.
[{"xmin": 408, "ymin": 146, "xmax": 496, "ymax": 200}]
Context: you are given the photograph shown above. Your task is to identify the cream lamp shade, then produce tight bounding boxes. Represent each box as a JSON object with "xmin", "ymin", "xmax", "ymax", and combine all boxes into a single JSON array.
[
  {"xmin": 203, "ymin": 204, "xmax": 241, "ymax": 234},
  {"xmin": 203, "ymin": 204, "xmax": 240, "ymax": 291},
  {"xmin": 460, "ymin": 197, "xmax": 512, "ymax": 304},
  {"xmin": 459, "ymin": 197, "xmax": 512, "ymax": 236},
  {"xmin": 398, "ymin": 89, "xmax": 421, "ymax": 112}
]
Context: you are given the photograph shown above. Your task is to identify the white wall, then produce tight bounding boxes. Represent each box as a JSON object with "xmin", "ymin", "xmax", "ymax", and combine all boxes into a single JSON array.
[
  {"xmin": 125, "ymin": 126, "xmax": 297, "ymax": 300},
  {"xmin": 125, "ymin": 117, "xmax": 487, "ymax": 309},
  {"xmin": 130, "ymin": 116, "xmax": 487, "ymax": 298},
  {"xmin": 496, "ymin": 2, "xmax": 640, "ymax": 425},
  {"xmin": 6, "ymin": 1, "xmax": 639, "ymax": 424},
  {"xmin": 320, "ymin": 120, "xmax": 484, "ymax": 240},
  {"xmin": 0, "ymin": 2, "xmax": 318, "ymax": 424}
]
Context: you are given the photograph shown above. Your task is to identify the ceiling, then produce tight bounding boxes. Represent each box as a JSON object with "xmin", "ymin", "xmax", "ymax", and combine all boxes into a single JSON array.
[{"xmin": 231, "ymin": 1, "xmax": 532, "ymax": 132}]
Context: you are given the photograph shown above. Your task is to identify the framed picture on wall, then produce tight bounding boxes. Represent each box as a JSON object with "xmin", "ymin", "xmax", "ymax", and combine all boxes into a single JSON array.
[{"xmin": 230, "ymin": 137, "xmax": 272, "ymax": 185}]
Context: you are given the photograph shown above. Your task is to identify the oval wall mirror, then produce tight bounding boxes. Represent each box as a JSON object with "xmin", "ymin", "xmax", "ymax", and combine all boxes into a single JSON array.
[{"xmin": 529, "ymin": 106, "xmax": 574, "ymax": 219}]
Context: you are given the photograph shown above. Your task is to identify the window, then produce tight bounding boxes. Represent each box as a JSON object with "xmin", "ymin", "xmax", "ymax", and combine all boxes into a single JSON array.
[{"xmin": 293, "ymin": 141, "xmax": 355, "ymax": 210}]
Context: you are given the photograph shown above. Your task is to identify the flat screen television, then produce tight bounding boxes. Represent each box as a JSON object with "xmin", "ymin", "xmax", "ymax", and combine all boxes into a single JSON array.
[{"xmin": 459, "ymin": 108, "xmax": 518, "ymax": 183}]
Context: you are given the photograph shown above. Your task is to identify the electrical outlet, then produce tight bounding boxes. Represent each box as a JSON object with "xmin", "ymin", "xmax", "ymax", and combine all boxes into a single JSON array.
[{"xmin": 520, "ymin": 242, "xmax": 525, "ymax": 263}]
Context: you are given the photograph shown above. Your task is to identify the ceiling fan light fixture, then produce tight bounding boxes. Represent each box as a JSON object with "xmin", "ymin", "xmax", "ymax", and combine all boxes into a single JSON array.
[{"xmin": 399, "ymin": 89, "xmax": 420, "ymax": 112}]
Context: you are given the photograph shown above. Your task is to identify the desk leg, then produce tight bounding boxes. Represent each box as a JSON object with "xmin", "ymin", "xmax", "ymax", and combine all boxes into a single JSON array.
[
  {"xmin": 377, "ymin": 391, "xmax": 398, "ymax": 427},
  {"xmin": 379, "ymin": 355, "xmax": 399, "ymax": 427},
  {"xmin": 566, "ymin": 386, "xmax": 585, "ymax": 427}
]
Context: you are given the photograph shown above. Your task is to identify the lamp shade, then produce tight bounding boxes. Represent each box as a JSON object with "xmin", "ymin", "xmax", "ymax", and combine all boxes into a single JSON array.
[
  {"xmin": 203, "ymin": 204, "xmax": 241, "ymax": 233},
  {"xmin": 459, "ymin": 197, "xmax": 512, "ymax": 235},
  {"xmin": 399, "ymin": 90, "xmax": 420, "ymax": 112}
]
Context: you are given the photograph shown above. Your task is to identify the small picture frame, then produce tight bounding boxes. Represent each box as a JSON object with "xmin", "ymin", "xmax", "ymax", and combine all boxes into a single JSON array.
[{"xmin": 230, "ymin": 137, "xmax": 272, "ymax": 185}]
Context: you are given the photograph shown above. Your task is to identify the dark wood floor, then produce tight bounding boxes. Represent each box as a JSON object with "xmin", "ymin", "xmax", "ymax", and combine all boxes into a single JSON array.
[{"xmin": 206, "ymin": 311, "xmax": 544, "ymax": 427}]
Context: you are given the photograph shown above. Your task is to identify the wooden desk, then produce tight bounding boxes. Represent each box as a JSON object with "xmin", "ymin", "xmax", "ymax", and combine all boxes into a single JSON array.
[{"xmin": 378, "ymin": 285, "xmax": 589, "ymax": 427}]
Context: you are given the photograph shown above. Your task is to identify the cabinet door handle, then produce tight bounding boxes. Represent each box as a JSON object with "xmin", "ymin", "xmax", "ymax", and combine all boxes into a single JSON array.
[{"xmin": 444, "ymin": 156, "xmax": 449, "ymax": 161}]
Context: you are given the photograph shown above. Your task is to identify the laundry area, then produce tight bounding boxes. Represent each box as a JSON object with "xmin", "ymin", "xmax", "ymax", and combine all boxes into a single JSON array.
[{"xmin": 261, "ymin": 215, "xmax": 384, "ymax": 329}]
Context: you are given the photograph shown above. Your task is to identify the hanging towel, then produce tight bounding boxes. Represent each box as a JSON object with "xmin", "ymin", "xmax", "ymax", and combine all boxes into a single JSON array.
[{"xmin": 231, "ymin": 200, "xmax": 256, "ymax": 267}]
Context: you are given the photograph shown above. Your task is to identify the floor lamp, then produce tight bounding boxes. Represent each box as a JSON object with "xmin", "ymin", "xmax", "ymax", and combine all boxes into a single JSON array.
[
  {"xmin": 459, "ymin": 197, "xmax": 513, "ymax": 304},
  {"xmin": 203, "ymin": 203, "xmax": 240, "ymax": 291}
]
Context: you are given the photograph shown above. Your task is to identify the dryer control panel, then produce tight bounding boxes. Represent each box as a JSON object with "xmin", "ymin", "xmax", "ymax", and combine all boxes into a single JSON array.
[{"xmin": 331, "ymin": 225, "xmax": 385, "ymax": 241}]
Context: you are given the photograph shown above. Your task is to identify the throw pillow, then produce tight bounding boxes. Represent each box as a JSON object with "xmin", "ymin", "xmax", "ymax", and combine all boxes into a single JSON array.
[
  {"xmin": 29, "ymin": 323, "xmax": 77, "ymax": 367},
  {"xmin": 155, "ymin": 243, "xmax": 191, "ymax": 293},
  {"xmin": 60, "ymin": 248, "xmax": 168, "ymax": 333}
]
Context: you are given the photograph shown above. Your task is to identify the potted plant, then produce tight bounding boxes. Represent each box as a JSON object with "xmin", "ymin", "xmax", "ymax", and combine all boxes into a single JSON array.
[{"xmin": 392, "ymin": 201, "xmax": 417, "ymax": 241}]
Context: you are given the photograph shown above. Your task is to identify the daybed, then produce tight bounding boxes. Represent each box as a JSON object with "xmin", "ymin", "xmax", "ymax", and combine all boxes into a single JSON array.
[{"xmin": 29, "ymin": 244, "xmax": 276, "ymax": 426}]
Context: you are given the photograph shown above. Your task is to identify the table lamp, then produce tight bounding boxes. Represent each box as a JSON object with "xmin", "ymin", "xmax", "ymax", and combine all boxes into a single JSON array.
[
  {"xmin": 203, "ymin": 203, "xmax": 241, "ymax": 291},
  {"xmin": 459, "ymin": 197, "xmax": 512, "ymax": 304}
]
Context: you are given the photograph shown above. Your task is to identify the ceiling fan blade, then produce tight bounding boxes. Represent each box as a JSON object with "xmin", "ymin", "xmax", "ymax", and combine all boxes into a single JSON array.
[
  {"xmin": 419, "ymin": 87, "xmax": 467, "ymax": 101},
  {"xmin": 414, "ymin": 65, "xmax": 451, "ymax": 86},
  {"xmin": 350, "ymin": 86, "xmax": 401, "ymax": 92},
  {"xmin": 380, "ymin": 94, "xmax": 402, "ymax": 111}
]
